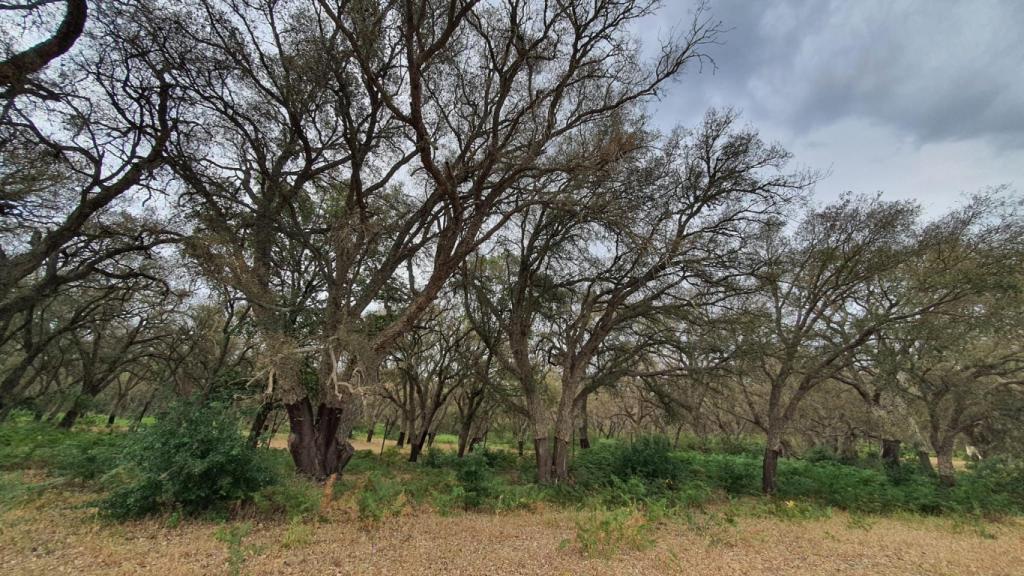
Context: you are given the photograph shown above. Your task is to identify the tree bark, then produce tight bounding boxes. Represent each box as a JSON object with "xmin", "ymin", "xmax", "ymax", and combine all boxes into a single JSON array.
[
  {"xmin": 0, "ymin": 0, "xmax": 88, "ymax": 88},
  {"xmin": 881, "ymin": 438, "xmax": 902, "ymax": 469},
  {"xmin": 533, "ymin": 437, "xmax": 552, "ymax": 483},
  {"xmin": 365, "ymin": 421, "xmax": 375, "ymax": 443},
  {"xmin": 457, "ymin": 418, "xmax": 472, "ymax": 457},
  {"xmin": 58, "ymin": 403, "xmax": 81, "ymax": 430},
  {"xmin": 247, "ymin": 401, "xmax": 275, "ymax": 448},
  {"xmin": 916, "ymin": 449, "xmax": 935, "ymax": 475},
  {"xmin": 578, "ymin": 396, "xmax": 591, "ymax": 449},
  {"xmin": 285, "ymin": 399, "xmax": 348, "ymax": 481},
  {"xmin": 936, "ymin": 440, "xmax": 957, "ymax": 487},
  {"xmin": 762, "ymin": 446, "xmax": 781, "ymax": 495},
  {"xmin": 396, "ymin": 430, "xmax": 406, "ymax": 448}
]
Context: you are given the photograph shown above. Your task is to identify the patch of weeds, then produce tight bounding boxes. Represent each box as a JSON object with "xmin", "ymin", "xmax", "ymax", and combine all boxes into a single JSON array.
[
  {"xmin": 949, "ymin": 514, "xmax": 999, "ymax": 540},
  {"xmin": 281, "ymin": 518, "xmax": 314, "ymax": 549},
  {"xmin": 214, "ymin": 522, "xmax": 257, "ymax": 576},
  {"xmin": 572, "ymin": 506, "xmax": 654, "ymax": 559},
  {"xmin": 0, "ymin": 470, "xmax": 52, "ymax": 511},
  {"xmin": 356, "ymin": 476, "xmax": 406, "ymax": 524},
  {"xmin": 735, "ymin": 498, "xmax": 833, "ymax": 521},
  {"xmin": 253, "ymin": 475, "xmax": 321, "ymax": 521},
  {"xmin": 165, "ymin": 510, "xmax": 183, "ymax": 529},
  {"xmin": 430, "ymin": 485, "xmax": 466, "ymax": 516},
  {"xmin": 846, "ymin": 512, "xmax": 876, "ymax": 531},
  {"xmin": 680, "ymin": 509, "xmax": 739, "ymax": 548}
]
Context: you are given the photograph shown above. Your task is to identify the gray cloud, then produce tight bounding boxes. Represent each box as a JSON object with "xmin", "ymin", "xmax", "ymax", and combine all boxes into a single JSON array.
[{"xmin": 650, "ymin": 0, "xmax": 1024, "ymax": 146}]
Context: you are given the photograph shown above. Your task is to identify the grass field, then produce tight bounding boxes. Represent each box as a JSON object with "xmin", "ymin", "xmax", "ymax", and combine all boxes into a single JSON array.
[
  {"xmin": 2, "ymin": 417, "xmax": 1023, "ymax": 576},
  {"xmin": 2, "ymin": 469, "xmax": 1023, "ymax": 576}
]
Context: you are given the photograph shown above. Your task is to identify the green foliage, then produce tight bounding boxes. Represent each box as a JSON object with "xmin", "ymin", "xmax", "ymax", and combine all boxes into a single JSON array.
[
  {"xmin": 948, "ymin": 457, "xmax": 1024, "ymax": 515},
  {"xmin": 0, "ymin": 420, "xmax": 127, "ymax": 482},
  {"xmin": 280, "ymin": 518, "xmax": 314, "ymax": 549},
  {"xmin": 571, "ymin": 506, "xmax": 655, "ymax": 558},
  {"xmin": 356, "ymin": 476, "xmax": 406, "ymax": 523},
  {"xmin": 574, "ymin": 437, "xmax": 687, "ymax": 494},
  {"xmin": 455, "ymin": 453, "xmax": 494, "ymax": 509},
  {"xmin": 252, "ymin": 475, "xmax": 322, "ymax": 521},
  {"xmin": 99, "ymin": 402, "xmax": 274, "ymax": 520}
]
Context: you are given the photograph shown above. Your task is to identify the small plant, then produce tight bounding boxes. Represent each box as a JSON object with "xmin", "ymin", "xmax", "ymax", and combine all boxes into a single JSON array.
[
  {"xmin": 214, "ymin": 522, "xmax": 255, "ymax": 576},
  {"xmin": 846, "ymin": 512, "xmax": 876, "ymax": 531},
  {"xmin": 281, "ymin": 518, "xmax": 314, "ymax": 549},
  {"xmin": 356, "ymin": 476, "xmax": 406, "ymax": 523},
  {"xmin": 253, "ymin": 475, "xmax": 322, "ymax": 521},
  {"xmin": 573, "ymin": 506, "xmax": 654, "ymax": 559}
]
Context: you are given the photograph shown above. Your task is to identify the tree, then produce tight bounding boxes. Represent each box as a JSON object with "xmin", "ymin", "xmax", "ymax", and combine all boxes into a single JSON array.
[
  {"xmin": 465, "ymin": 110, "xmax": 806, "ymax": 482},
  {"xmin": 118, "ymin": 0, "xmax": 720, "ymax": 479}
]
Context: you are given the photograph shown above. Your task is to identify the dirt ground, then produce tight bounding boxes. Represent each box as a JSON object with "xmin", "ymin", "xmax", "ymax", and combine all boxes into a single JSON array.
[{"xmin": 2, "ymin": 484, "xmax": 1022, "ymax": 576}]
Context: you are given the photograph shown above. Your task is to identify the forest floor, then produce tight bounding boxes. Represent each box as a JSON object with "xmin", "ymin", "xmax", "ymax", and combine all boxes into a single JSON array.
[{"xmin": 2, "ymin": 469, "xmax": 1022, "ymax": 576}]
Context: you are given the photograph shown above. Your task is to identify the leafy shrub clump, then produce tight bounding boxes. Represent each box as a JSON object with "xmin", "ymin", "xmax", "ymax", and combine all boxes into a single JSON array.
[
  {"xmin": 100, "ymin": 402, "xmax": 274, "ymax": 520},
  {"xmin": 949, "ymin": 457, "xmax": 1024, "ymax": 515},
  {"xmin": 356, "ymin": 476, "xmax": 407, "ymax": 523},
  {"xmin": 574, "ymin": 437, "xmax": 688, "ymax": 494}
]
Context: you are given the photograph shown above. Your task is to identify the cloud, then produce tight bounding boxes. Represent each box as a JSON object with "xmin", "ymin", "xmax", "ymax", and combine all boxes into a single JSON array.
[
  {"xmin": 649, "ymin": 0, "xmax": 1024, "ymax": 146},
  {"xmin": 638, "ymin": 0, "xmax": 1024, "ymax": 212}
]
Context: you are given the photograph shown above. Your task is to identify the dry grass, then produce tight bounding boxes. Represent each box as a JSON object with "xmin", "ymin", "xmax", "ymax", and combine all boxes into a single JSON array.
[{"xmin": 2, "ymin": 486, "xmax": 1023, "ymax": 576}]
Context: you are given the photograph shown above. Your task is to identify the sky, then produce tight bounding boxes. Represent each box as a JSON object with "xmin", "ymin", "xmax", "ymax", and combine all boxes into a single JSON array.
[{"xmin": 640, "ymin": 0, "xmax": 1024, "ymax": 216}]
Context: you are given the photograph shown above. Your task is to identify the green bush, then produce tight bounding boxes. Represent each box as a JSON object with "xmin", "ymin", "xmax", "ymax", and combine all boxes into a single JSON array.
[
  {"xmin": 356, "ymin": 476, "xmax": 406, "ymax": 522},
  {"xmin": 455, "ymin": 453, "xmax": 494, "ymax": 509},
  {"xmin": 253, "ymin": 475, "xmax": 322, "ymax": 521},
  {"xmin": 949, "ymin": 457, "xmax": 1024, "ymax": 515},
  {"xmin": 574, "ymin": 437, "xmax": 687, "ymax": 494},
  {"xmin": 99, "ymin": 402, "xmax": 274, "ymax": 520}
]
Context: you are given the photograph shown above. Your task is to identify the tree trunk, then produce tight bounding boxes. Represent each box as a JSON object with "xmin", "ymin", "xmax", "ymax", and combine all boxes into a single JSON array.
[
  {"xmin": 517, "ymin": 439, "xmax": 524, "ymax": 456},
  {"xmin": 881, "ymin": 438, "xmax": 902, "ymax": 469},
  {"xmin": 408, "ymin": 429, "xmax": 428, "ymax": 462},
  {"xmin": 365, "ymin": 421, "xmax": 375, "ymax": 443},
  {"xmin": 285, "ymin": 399, "xmax": 348, "ymax": 481},
  {"xmin": 58, "ymin": 404, "xmax": 81, "ymax": 430},
  {"xmin": 247, "ymin": 401, "xmax": 274, "ymax": 448},
  {"xmin": 552, "ymin": 437, "xmax": 571, "ymax": 482},
  {"xmin": 457, "ymin": 418, "xmax": 472, "ymax": 457},
  {"xmin": 106, "ymin": 409, "xmax": 117, "ymax": 428},
  {"xmin": 396, "ymin": 430, "xmax": 406, "ymax": 448},
  {"xmin": 578, "ymin": 396, "xmax": 591, "ymax": 449},
  {"xmin": 936, "ymin": 441, "xmax": 957, "ymax": 487},
  {"xmin": 762, "ymin": 446, "xmax": 781, "ymax": 495},
  {"xmin": 131, "ymin": 392, "xmax": 155, "ymax": 432},
  {"xmin": 427, "ymin": 431, "xmax": 436, "ymax": 448},
  {"xmin": 533, "ymin": 437, "xmax": 552, "ymax": 483},
  {"xmin": 916, "ymin": 449, "xmax": 935, "ymax": 475}
]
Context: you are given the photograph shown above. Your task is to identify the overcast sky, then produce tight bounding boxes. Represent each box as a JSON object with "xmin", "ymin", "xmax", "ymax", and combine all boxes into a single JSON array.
[{"xmin": 641, "ymin": 0, "xmax": 1024, "ymax": 215}]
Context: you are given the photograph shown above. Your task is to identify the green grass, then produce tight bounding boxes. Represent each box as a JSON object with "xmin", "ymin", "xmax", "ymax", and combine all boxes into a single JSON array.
[{"xmin": 3, "ymin": 420, "xmax": 1021, "ymax": 525}]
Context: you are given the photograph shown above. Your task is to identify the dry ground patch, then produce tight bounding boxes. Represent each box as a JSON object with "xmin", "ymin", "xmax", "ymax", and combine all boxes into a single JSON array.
[{"xmin": 1, "ymin": 486, "xmax": 1022, "ymax": 576}]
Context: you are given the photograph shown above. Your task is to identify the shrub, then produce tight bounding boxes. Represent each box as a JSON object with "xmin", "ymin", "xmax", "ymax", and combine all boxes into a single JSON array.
[
  {"xmin": 949, "ymin": 457, "xmax": 1024, "ymax": 515},
  {"xmin": 356, "ymin": 476, "xmax": 406, "ymax": 522},
  {"xmin": 253, "ymin": 475, "xmax": 322, "ymax": 521},
  {"xmin": 574, "ymin": 437, "xmax": 687, "ymax": 494},
  {"xmin": 99, "ymin": 402, "xmax": 274, "ymax": 520},
  {"xmin": 455, "ymin": 453, "xmax": 494, "ymax": 509}
]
